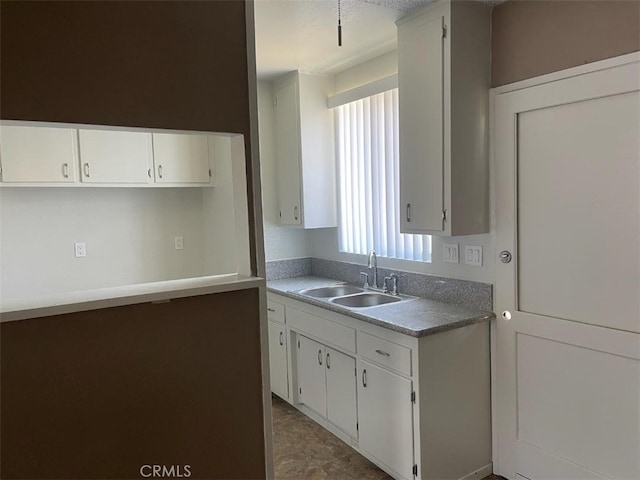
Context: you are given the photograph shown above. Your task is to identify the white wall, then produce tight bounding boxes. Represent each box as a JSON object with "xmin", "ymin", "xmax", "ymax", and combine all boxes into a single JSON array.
[
  {"xmin": 258, "ymin": 80, "xmax": 313, "ymax": 261},
  {"xmin": 334, "ymin": 50, "xmax": 398, "ymax": 94},
  {"xmin": 0, "ymin": 187, "xmax": 206, "ymax": 299}
]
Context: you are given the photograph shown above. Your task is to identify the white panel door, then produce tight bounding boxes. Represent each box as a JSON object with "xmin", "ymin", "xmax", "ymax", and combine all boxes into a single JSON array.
[
  {"xmin": 494, "ymin": 58, "xmax": 640, "ymax": 479},
  {"xmin": 358, "ymin": 360, "xmax": 414, "ymax": 480},
  {"xmin": 78, "ymin": 129, "xmax": 152, "ymax": 184},
  {"xmin": 0, "ymin": 125, "xmax": 78, "ymax": 183},
  {"xmin": 275, "ymin": 81, "xmax": 302, "ymax": 226},
  {"xmin": 325, "ymin": 347, "xmax": 357, "ymax": 438},
  {"xmin": 152, "ymin": 133, "xmax": 211, "ymax": 184},
  {"xmin": 296, "ymin": 335, "xmax": 326, "ymax": 417},
  {"xmin": 267, "ymin": 320, "xmax": 289, "ymax": 400},
  {"xmin": 398, "ymin": 13, "xmax": 444, "ymax": 234}
]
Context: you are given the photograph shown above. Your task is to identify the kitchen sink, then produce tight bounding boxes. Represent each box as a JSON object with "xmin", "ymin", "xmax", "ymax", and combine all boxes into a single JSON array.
[
  {"xmin": 298, "ymin": 285, "xmax": 364, "ymax": 298},
  {"xmin": 330, "ymin": 292, "xmax": 402, "ymax": 308}
]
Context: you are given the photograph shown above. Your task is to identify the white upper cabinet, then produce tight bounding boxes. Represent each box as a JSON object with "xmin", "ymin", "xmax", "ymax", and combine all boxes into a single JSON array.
[
  {"xmin": 152, "ymin": 133, "xmax": 212, "ymax": 184},
  {"xmin": 397, "ymin": 0, "xmax": 490, "ymax": 236},
  {"xmin": 274, "ymin": 72, "xmax": 336, "ymax": 228},
  {"xmin": 78, "ymin": 129, "xmax": 152, "ymax": 184},
  {"xmin": 0, "ymin": 125, "xmax": 78, "ymax": 183}
]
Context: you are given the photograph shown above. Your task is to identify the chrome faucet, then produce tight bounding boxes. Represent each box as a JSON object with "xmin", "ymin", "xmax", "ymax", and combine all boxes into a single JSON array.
[{"xmin": 367, "ymin": 250, "xmax": 378, "ymax": 289}]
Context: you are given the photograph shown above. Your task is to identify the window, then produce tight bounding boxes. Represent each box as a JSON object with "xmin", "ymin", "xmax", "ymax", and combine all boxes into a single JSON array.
[{"xmin": 335, "ymin": 88, "xmax": 431, "ymax": 262}]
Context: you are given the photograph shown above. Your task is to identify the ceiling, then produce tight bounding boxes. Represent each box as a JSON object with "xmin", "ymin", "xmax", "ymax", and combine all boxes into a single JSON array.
[{"xmin": 254, "ymin": 0, "xmax": 434, "ymax": 80}]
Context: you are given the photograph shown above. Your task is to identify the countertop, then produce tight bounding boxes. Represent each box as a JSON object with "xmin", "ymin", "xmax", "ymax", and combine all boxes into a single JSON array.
[
  {"xmin": 1, "ymin": 274, "xmax": 265, "ymax": 323},
  {"xmin": 268, "ymin": 276, "xmax": 495, "ymax": 337}
]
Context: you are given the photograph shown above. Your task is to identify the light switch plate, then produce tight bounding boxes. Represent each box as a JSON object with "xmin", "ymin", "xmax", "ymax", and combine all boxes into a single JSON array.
[
  {"xmin": 465, "ymin": 245, "xmax": 483, "ymax": 266},
  {"xmin": 443, "ymin": 243, "xmax": 459, "ymax": 263}
]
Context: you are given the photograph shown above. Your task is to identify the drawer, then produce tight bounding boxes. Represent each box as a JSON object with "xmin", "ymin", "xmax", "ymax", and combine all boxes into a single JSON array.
[
  {"xmin": 358, "ymin": 331, "xmax": 411, "ymax": 377},
  {"xmin": 267, "ymin": 300, "xmax": 285, "ymax": 324},
  {"xmin": 286, "ymin": 307, "xmax": 356, "ymax": 353}
]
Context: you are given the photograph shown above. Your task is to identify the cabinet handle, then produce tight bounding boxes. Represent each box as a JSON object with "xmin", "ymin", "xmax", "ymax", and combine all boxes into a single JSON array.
[
  {"xmin": 83, "ymin": 163, "xmax": 90, "ymax": 178},
  {"xmin": 279, "ymin": 331, "xmax": 284, "ymax": 346},
  {"xmin": 375, "ymin": 349, "xmax": 391, "ymax": 357},
  {"xmin": 326, "ymin": 352, "xmax": 331, "ymax": 369},
  {"xmin": 158, "ymin": 165, "xmax": 163, "ymax": 179},
  {"xmin": 294, "ymin": 206, "xmax": 299, "ymax": 221},
  {"xmin": 148, "ymin": 168, "xmax": 152, "ymax": 178},
  {"xmin": 267, "ymin": 308, "xmax": 276, "ymax": 313},
  {"xmin": 62, "ymin": 163, "xmax": 69, "ymax": 178},
  {"xmin": 406, "ymin": 203, "xmax": 411, "ymax": 222},
  {"xmin": 318, "ymin": 349, "xmax": 323, "ymax": 366},
  {"xmin": 362, "ymin": 369, "xmax": 367, "ymax": 388}
]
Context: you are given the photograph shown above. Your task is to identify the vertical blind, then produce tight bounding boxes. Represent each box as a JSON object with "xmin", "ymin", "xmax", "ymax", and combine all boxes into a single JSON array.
[{"xmin": 336, "ymin": 89, "xmax": 431, "ymax": 262}]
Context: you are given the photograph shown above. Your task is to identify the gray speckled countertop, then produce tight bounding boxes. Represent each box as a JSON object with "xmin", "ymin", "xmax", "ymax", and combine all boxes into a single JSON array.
[{"xmin": 268, "ymin": 276, "xmax": 495, "ymax": 338}]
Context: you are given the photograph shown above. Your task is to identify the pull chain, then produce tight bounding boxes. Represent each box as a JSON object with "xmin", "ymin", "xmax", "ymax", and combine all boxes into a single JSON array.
[{"xmin": 337, "ymin": 0, "xmax": 342, "ymax": 46}]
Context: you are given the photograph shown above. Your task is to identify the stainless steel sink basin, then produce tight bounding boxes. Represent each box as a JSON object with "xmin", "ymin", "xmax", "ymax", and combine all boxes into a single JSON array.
[
  {"xmin": 330, "ymin": 292, "xmax": 402, "ymax": 308},
  {"xmin": 298, "ymin": 285, "xmax": 364, "ymax": 298}
]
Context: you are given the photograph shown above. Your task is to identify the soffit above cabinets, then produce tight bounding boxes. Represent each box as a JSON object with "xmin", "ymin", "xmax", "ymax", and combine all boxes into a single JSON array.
[
  {"xmin": 254, "ymin": 0, "xmax": 431, "ymax": 80},
  {"xmin": 254, "ymin": 0, "xmax": 504, "ymax": 81}
]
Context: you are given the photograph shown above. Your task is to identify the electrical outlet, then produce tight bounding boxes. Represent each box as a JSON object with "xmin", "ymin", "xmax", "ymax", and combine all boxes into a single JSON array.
[
  {"xmin": 465, "ymin": 245, "xmax": 483, "ymax": 266},
  {"xmin": 443, "ymin": 243, "xmax": 459, "ymax": 263},
  {"xmin": 74, "ymin": 242, "xmax": 86, "ymax": 258},
  {"xmin": 174, "ymin": 236, "xmax": 184, "ymax": 250}
]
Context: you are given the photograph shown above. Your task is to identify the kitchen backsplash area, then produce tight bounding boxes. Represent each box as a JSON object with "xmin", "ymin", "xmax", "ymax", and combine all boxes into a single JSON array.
[{"xmin": 266, "ymin": 257, "xmax": 492, "ymax": 311}]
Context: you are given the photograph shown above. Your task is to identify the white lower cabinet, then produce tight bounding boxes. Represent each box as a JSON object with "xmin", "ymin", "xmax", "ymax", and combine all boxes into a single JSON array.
[
  {"xmin": 297, "ymin": 334, "xmax": 358, "ymax": 437},
  {"xmin": 358, "ymin": 360, "xmax": 414, "ymax": 480},
  {"xmin": 267, "ymin": 320, "xmax": 289, "ymax": 400},
  {"xmin": 297, "ymin": 335, "xmax": 327, "ymax": 416},
  {"xmin": 325, "ymin": 347, "xmax": 358, "ymax": 438},
  {"xmin": 267, "ymin": 292, "xmax": 491, "ymax": 480}
]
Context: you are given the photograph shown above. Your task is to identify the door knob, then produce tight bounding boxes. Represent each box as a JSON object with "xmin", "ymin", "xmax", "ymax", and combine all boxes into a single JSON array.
[{"xmin": 499, "ymin": 251, "xmax": 512, "ymax": 263}]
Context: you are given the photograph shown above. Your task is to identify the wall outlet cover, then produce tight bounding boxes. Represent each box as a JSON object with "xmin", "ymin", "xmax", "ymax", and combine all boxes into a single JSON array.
[
  {"xmin": 465, "ymin": 245, "xmax": 483, "ymax": 266},
  {"xmin": 174, "ymin": 236, "xmax": 184, "ymax": 250},
  {"xmin": 74, "ymin": 242, "xmax": 86, "ymax": 258},
  {"xmin": 443, "ymin": 243, "xmax": 459, "ymax": 263}
]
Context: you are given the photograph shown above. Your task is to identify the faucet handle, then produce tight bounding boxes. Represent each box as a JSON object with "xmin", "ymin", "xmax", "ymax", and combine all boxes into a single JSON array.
[
  {"xmin": 359, "ymin": 272, "xmax": 370, "ymax": 288},
  {"xmin": 383, "ymin": 273, "xmax": 401, "ymax": 295}
]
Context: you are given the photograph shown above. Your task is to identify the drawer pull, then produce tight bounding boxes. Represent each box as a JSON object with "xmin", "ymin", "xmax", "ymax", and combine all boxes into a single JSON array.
[
  {"xmin": 267, "ymin": 308, "xmax": 276, "ymax": 313},
  {"xmin": 375, "ymin": 349, "xmax": 391, "ymax": 357},
  {"xmin": 318, "ymin": 349, "xmax": 323, "ymax": 366},
  {"xmin": 326, "ymin": 352, "xmax": 331, "ymax": 369},
  {"xmin": 279, "ymin": 331, "xmax": 284, "ymax": 346},
  {"xmin": 362, "ymin": 369, "xmax": 367, "ymax": 388}
]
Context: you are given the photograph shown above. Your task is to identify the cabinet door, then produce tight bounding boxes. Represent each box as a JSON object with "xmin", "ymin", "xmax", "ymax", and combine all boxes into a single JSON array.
[
  {"xmin": 78, "ymin": 129, "xmax": 152, "ymax": 184},
  {"xmin": 398, "ymin": 14, "xmax": 445, "ymax": 233},
  {"xmin": 267, "ymin": 320, "xmax": 289, "ymax": 400},
  {"xmin": 152, "ymin": 133, "xmax": 211, "ymax": 184},
  {"xmin": 326, "ymin": 347, "xmax": 358, "ymax": 438},
  {"xmin": 0, "ymin": 125, "xmax": 78, "ymax": 183},
  {"xmin": 275, "ymin": 81, "xmax": 302, "ymax": 226},
  {"xmin": 358, "ymin": 360, "xmax": 414, "ymax": 480},
  {"xmin": 296, "ymin": 335, "xmax": 326, "ymax": 417}
]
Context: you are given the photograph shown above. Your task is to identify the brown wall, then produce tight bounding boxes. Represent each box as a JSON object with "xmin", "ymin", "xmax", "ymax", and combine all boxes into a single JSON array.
[
  {"xmin": 0, "ymin": 0, "xmax": 258, "ymax": 271},
  {"xmin": 1, "ymin": 290, "xmax": 265, "ymax": 480},
  {"xmin": 0, "ymin": 2, "xmax": 265, "ymax": 478},
  {"xmin": 491, "ymin": 0, "xmax": 640, "ymax": 87}
]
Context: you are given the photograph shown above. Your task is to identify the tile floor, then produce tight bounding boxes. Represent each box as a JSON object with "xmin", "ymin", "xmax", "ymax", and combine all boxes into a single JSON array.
[{"xmin": 272, "ymin": 395, "xmax": 503, "ymax": 480}]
